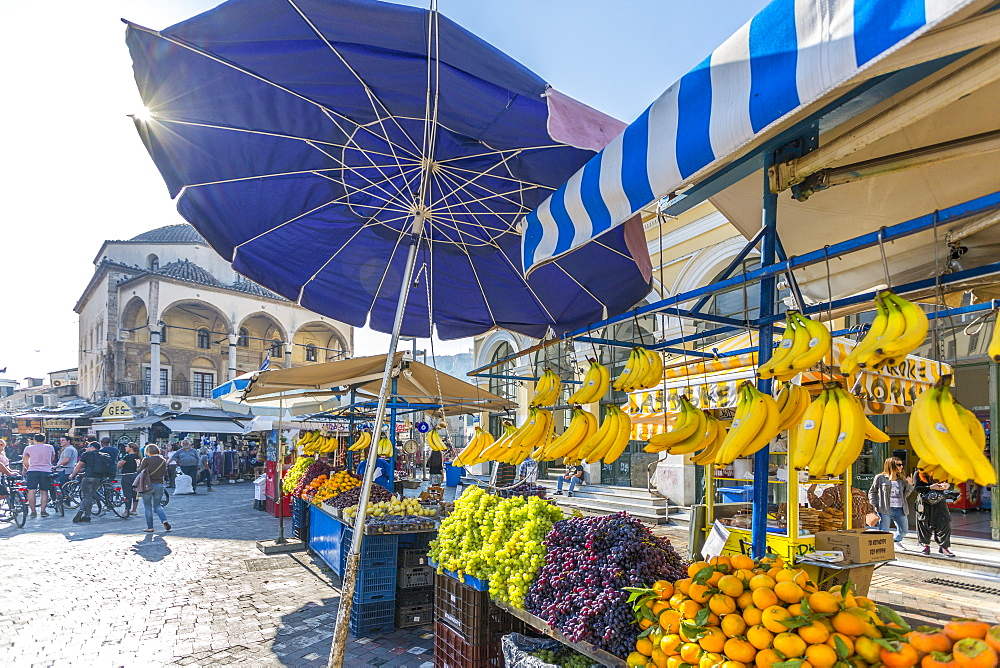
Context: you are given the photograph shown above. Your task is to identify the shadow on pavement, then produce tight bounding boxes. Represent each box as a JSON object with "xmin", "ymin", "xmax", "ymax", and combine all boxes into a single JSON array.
[{"xmin": 130, "ymin": 533, "xmax": 172, "ymax": 561}]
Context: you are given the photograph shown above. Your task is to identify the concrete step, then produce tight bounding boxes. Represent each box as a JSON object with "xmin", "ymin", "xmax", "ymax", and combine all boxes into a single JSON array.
[
  {"xmin": 536, "ymin": 479, "xmax": 670, "ymax": 505},
  {"xmin": 550, "ymin": 495, "xmax": 671, "ymax": 524},
  {"xmin": 890, "ymin": 549, "xmax": 1000, "ymax": 578}
]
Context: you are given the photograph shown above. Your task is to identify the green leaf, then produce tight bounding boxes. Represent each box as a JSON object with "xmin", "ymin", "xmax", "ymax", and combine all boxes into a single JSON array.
[
  {"xmin": 778, "ymin": 615, "xmax": 814, "ymax": 629},
  {"xmin": 799, "ymin": 596, "xmax": 813, "ymax": 617},
  {"xmin": 694, "ymin": 607, "xmax": 710, "ymax": 627},
  {"xmin": 638, "ymin": 626, "xmax": 653, "ymax": 639},
  {"xmin": 694, "ymin": 565, "xmax": 716, "ymax": 584},
  {"xmin": 833, "ymin": 635, "xmax": 850, "ymax": 660},
  {"xmin": 640, "ymin": 606, "xmax": 657, "ymax": 622},
  {"xmin": 877, "ymin": 604, "xmax": 911, "ymax": 633},
  {"xmin": 772, "ymin": 661, "xmax": 804, "ymax": 668},
  {"xmin": 874, "ymin": 638, "xmax": 899, "ymax": 652},
  {"xmin": 840, "ymin": 580, "xmax": 852, "ymax": 598}
]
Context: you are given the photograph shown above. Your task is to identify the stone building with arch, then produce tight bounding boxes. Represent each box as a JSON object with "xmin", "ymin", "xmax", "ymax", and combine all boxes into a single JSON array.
[{"xmin": 75, "ymin": 224, "xmax": 353, "ymax": 408}]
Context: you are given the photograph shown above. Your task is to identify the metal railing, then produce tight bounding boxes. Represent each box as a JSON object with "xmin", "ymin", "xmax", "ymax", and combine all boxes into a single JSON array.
[{"xmin": 114, "ymin": 380, "xmax": 214, "ymax": 398}]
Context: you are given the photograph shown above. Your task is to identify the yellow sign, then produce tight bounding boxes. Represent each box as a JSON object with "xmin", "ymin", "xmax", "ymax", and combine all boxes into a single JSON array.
[{"xmin": 102, "ymin": 401, "xmax": 134, "ymax": 419}]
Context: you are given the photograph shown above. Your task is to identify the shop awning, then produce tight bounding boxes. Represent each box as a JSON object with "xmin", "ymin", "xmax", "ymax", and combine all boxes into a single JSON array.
[
  {"xmin": 159, "ymin": 418, "xmax": 245, "ymax": 434},
  {"xmin": 91, "ymin": 421, "xmax": 136, "ymax": 432}
]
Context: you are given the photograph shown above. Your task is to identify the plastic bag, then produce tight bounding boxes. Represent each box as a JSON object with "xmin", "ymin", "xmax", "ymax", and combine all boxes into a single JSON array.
[{"xmin": 501, "ymin": 633, "xmax": 562, "ymax": 668}]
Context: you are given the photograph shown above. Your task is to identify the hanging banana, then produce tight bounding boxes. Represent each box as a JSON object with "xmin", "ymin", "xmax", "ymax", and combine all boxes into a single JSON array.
[
  {"xmin": 841, "ymin": 291, "xmax": 929, "ymax": 375},
  {"xmin": 988, "ymin": 311, "xmax": 1000, "ymax": 362},
  {"xmin": 453, "ymin": 426, "xmax": 495, "ymax": 467},
  {"xmin": 774, "ymin": 381, "xmax": 811, "ymax": 433},
  {"xmin": 427, "ymin": 429, "xmax": 448, "ymax": 452},
  {"xmin": 714, "ymin": 382, "xmax": 782, "ymax": 465},
  {"xmin": 531, "ymin": 368, "xmax": 562, "ymax": 407},
  {"xmin": 760, "ymin": 312, "xmax": 831, "ymax": 380},
  {"xmin": 568, "ymin": 359, "xmax": 611, "ymax": 404},
  {"xmin": 791, "ymin": 383, "xmax": 868, "ymax": 476},
  {"xmin": 348, "ymin": 430, "xmax": 372, "ymax": 452}
]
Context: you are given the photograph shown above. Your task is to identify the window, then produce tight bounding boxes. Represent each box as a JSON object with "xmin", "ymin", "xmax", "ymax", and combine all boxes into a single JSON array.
[
  {"xmin": 148, "ymin": 254, "xmax": 159, "ymax": 271},
  {"xmin": 237, "ymin": 328, "xmax": 249, "ymax": 347},
  {"xmin": 270, "ymin": 339, "xmax": 284, "ymax": 358},
  {"xmin": 488, "ymin": 342, "xmax": 516, "ymax": 438},
  {"xmin": 197, "ymin": 328, "xmax": 211, "ymax": 349},
  {"xmin": 143, "ymin": 367, "xmax": 169, "ymax": 395},
  {"xmin": 192, "ymin": 371, "xmax": 214, "ymax": 398},
  {"xmin": 158, "ymin": 326, "xmax": 167, "ymax": 344},
  {"xmin": 305, "ymin": 344, "xmax": 317, "ymax": 362}
]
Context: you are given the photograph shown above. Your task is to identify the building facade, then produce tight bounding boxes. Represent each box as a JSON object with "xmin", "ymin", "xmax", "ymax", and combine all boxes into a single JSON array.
[{"xmin": 75, "ymin": 224, "xmax": 354, "ymax": 410}]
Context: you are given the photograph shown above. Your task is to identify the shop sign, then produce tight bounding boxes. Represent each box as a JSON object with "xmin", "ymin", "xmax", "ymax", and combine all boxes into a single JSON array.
[
  {"xmin": 102, "ymin": 401, "xmax": 134, "ymax": 419},
  {"xmin": 44, "ymin": 419, "xmax": 72, "ymax": 429}
]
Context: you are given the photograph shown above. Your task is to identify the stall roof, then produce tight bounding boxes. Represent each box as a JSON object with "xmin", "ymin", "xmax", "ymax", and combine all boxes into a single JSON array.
[{"xmin": 159, "ymin": 418, "xmax": 244, "ymax": 435}]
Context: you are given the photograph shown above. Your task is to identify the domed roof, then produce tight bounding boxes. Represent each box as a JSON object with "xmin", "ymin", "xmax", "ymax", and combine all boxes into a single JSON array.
[
  {"xmin": 231, "ymin": 276, "xmax": 283, "ymax": 300},
  {"xmin": 128, "ymin": 224, "xmax": 206, "ymax": 244},
  {"xmin": 156, "ymin": 259, "xmax": 222, "ymax": 287}
]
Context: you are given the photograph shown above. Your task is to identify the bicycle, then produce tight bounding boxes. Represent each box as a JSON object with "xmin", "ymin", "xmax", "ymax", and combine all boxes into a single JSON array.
[
  {"xmin": 0, "ymin": 474, "xmax": 28, "ymax": 528},
  {"xmin": 45, "ymin": 477, "xmax": 65, "ymax": 518},
  {"xmin": 64, "ymin": 476, "xmax": 129, "ymax": 518}
]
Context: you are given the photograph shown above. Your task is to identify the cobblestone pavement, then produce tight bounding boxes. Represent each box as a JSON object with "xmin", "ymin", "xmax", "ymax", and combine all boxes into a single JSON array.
[{"xmin": 0, "ymin": 484, "xmax": 433, "ymax": 667}]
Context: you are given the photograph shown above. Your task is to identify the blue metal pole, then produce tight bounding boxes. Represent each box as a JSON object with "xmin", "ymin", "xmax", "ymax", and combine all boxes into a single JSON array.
[
  {"xmin": 389, "ymin": 377, "xmax": 397, "ymax": 488},
  {"xmin": 752, "ymin": 155, "xmax": 779, "ymax": 559}
]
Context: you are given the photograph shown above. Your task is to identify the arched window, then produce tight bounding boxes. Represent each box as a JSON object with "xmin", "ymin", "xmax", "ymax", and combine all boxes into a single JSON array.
[
  {"xmin": 488, "ymin": 342, "xmax": 516, "ymax": 438},
  {"xmin": 270, "ymin": 339, "xmax": 284, "ymax": 358},
  {"xmin": 147, "ymin": 254, "xmax": 159, "ymax": 271},
  {"xmin": 237, "ymin": 328, "xmax": 249, "ymax": 347},
  {"xmin": 305, "ymin": 344, "xmax": 317, "ymax": 362},
  {"xmin": 197, "ymin": 328, "xmax": 211, "ymax": 349},
  {"xmin": 158, "ymin": 326, "xmax": 167, "ymax": 344}
]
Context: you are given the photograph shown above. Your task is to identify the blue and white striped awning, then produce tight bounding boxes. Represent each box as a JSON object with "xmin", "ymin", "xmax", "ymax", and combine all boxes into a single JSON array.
[{"xmin": 522, "ymin": 0, "xmax": 977, "ymax": 273}]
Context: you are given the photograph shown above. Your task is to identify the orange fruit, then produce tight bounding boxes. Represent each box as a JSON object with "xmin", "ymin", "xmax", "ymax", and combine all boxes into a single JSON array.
[
  {"xmin": 805, "ymin": 643, "xmax": 839, "ymax": 668},
  {"xmin": 724, "ymin": 637, "xmax": 758, "ymax": 664},
  {"xmin": 879, "ymin": 640, "xmax": 921, "ymax": 668},
  {"xmin": 680, "ymin": 621, "xmax": 703, "ymax": 643},
  {"xmin": 773, "ymin": 632, "xmax": 807, "ymax": 658},
  {"xmin": 825, "ymin": 632, "xmax": 853, "ymax": 656},
  {"xmin": 722, "ymin": 663, "xmax": 748, "ymax": 668},
  {"xmin": 709, "ymin": 594, "xmax": 737, "ymax": 617},
  {"xmin": 660, "ymin": 633, "xmax": 682, "ymax": 655},
  {"xmin": 774, "ymin": 581, "xmax": 805, "ymax": 604},
  {"xmin": 689, "ymin": 583, "xmax": 712, "ymax": 604},
  {"xmin": 680, "ymin": 599, "xmax": 703, "ymax": 620},
  {"xmin": 688, "ymin": 561, "xmax": 711, "ymax": 579},
  {"xmin": 636, "ymin": 636, "xmax": 654, "ymax": 656},
  {"xmin": 679, "ymin": 642, "xmax": 703, "ymax": 664},
  {"xmin": 831, "ymin": 608, "xmax": 869, "ymax": 637},
  {"xmin": 707, "ymin": 570, "xmax": 725, "ymax": 587},
  {"xmin": 650, "ymin": 647, "xmax": 669, "ymax": 668},
  {"xmin": 787, "ymin": 604, "xmax": 803, "ymax": 617},
  {"xmin": 755, "ymin": 648, "xmax": 783, "ymax": 668},
  {"xmin": 718, "ymin": 575, "xmax": 746, "ymax": 598},
  {"xmin": 752, "ymin": 587, "xmax": 778, "ymax": 609},
  {"xmin": 952, "ymin": 638, "xmax": 998, "ymax": 668},
  {"xmin": 736, "ymin": 591, "xmax": 754, "ymax": 610},
  {"xmin": 908, "ymin": 630, "xmax": 953, "ymax": 654},
  {"xmin": 669, "ymin": 592, "xmax": 687, "ymax": 610},
  {"xmin": 721, "ymin": 613, "xmax": 748, "ymax": 638},
  {"xmin": 675, "ymin": 578, "xmax": 693, "ymax": 596},
  {"xmin": 653, "ymin": 580, "xmax": 675, "ymax": 600},
  {"xmin": 854, "ymin": 595, "xmax": 876, "ymax": 610},
  {"xmin": 944, "ymin": 621, "xmax": 990, "ymax": 642},
  {"xmin": 767, "ymin": 567, "xmax": 783, "ymax": 581},
  {"xmin": 734, "ymin": 568, "xmax": 757, "ymax": 583},
  {"xmin": 775, "ymin": 568, "xmax": 809, "ymax": 587},
  {"xmin": 747, "ymin": 624, "xmax": 775, "ymax": 650},
  {"xmin": 639, "ymin": 617, "xmax": 654, "ymax": 630},
  {"xmin": 797, "ymin": 619, "xmax": 831, "ymax": 645},
  {"xmin": 749, "ymin": 574, "xmax": 776, "ymax": 591},
  {"xmin": 854, "ymin": 636, "xmax": 882, "ymax": 664},
  {"xmin": 653, "ymin": 601, "xmax": 670, "ymax": 615},
  {"xmin": 700, "ymin": 653, "xmax": 724, "ymax": 668},
  {"xmin": 666, "ymin": 657, "xmax": 687, "ymax": 668},
  {"xmin": 707, "ymin": 612, "xmax": 721, "ymax": 627},
  {"xmin": 699, "ymin": 627, "xmax": 727, "ymax": 653},
  {"xmin": 761, "ymin": 606, "xmax": 793, "ymax": 634},
  {"xmin": 659, "ymin": 609, "xmax": 682, "ymax": 634},
  {"xmin": 986, "ymin": 625, "xmax": 1000, "ymax": 653},
  {"xmin": 731, "ymin": 554, "xmax": 755, "ymax": 571},
  {"xmin": 627, "ymin": 651, "xmax": 649, "ymax": 667},
  {"xmin": 742, "ymin": 605, "xmax": 764, "ymax": 627},
  {"xmin": 808, "ymin": 591, "xmax": 841, "ymax": 614}
]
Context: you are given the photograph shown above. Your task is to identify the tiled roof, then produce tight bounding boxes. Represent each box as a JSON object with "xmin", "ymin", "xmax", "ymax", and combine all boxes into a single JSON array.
[
  {"xmin": 128, "ymin": 224, "xmax": 207, "ymax": 244},
  {"xmin": 231, "ymin": 277, "xmax": 284, "ymax": 300},
  {"xmin": 156, "ymin": 260, "xmax": 223, "ymax": 287}
]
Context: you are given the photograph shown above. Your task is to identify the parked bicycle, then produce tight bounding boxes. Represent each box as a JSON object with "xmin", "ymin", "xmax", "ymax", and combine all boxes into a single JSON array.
[
  {"xmin": 62, "ymin": 477, "xmax": 131, "ymax": 518},
  {"xmin": 0, "ymin": 474, "xmax": 28, "ymax": 528}
]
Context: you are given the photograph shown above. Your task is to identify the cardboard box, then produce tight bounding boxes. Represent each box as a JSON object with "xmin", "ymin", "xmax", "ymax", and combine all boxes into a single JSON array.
[
  {"xmin": 814, "ymin": 530, "xmax": 895, "ymax": 563},
  {"xmin": 818, "ymin": 564, "xmax": 875, "ymax": 596}
]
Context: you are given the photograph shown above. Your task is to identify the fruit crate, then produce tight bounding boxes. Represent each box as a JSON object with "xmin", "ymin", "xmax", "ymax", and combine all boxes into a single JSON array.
[
  {"xmin": 433, "ymin": 621, "xmax": 502, "ymax": 668},
  {"xmin": 349, "ymin": 600, "xmax": 395, "ymax": 637},
  {"xmin": 339, "ymin": 530, "xmax": 399, "ymax": 573},
  {"xmin": 434, "ymin": 574, "xmax": 524, "ymax": 645},
  {"xmin": 399, "ymin": 565, "xmax": 435, "ymax": 589},
  {"xmin": 428, "ymin": 558, "xmax": 489, "ymax": 591},
  {"xmin": 400, "ymin": 547, "xmax": 430, "ymax": 567},
  {"xmin": 352, "ymin": 566, "xmax": 397, "ymax": 603},
  {"xmin": 395, "ymin": 602, "xmax": 434, "ymax": 628},
  {"xmin": 397, "ymin": 585, "xmax": 433, "ymax": 606}
]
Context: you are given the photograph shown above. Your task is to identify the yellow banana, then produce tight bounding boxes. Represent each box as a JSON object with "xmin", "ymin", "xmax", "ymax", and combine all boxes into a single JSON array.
[
  {"xmin": 877, "ymin": 292, "xmax": 929, "ymax": 362},
  {"xmin": 806, "ymin": 386, "xmax": 842, "ymax": 475},
  {"xmin": 602, "ymin": 407, "xmax": 634, "ymax": 464},
  {"xmin": 656, "ymin": 407, "xmax": 710, "ymax": 455},
  {"xmin": 909, "ymin": 386, "xmax": 973, "ymax": 481},
  {"xmin": 627, "ymin": 347, "xmax": 651, "ymax": 392},
  {"xmin": 579, "ymin": 408, "xmax": 619, "ymax": 462},
  {"xmin": 824, "ymin": 388, "xmax": 865, "ymax": 476},
  {"xmin": 647, "ymin": 397, "xmax": 701, "ymax": 449},
  {"xmin": 792, "ymin": 387, "xmax": 825, "ymax": 469},
  {"xmin": 640, "ymin": 348, "xmax": 664, "ymax": 390},
  {"xmin": 988, "ymin": 312, "xmax": 1000, "ymax": 362},
  {"xmin": 759, "ymin": 314, "xmax": 799, "ymax": 379},
  {"xmin": 775, "ymin": 382, "xmax": 810, "ymax": 433},
  {"xmin": 570, "ymin": 359, "xmax": 608, "ymax": 404},
  {"xmin": 862, "ymin": 415, "xmax": 890, "ymax": 443},
  {"xmin": 857, "ymin": 293, "xmax": 908, "ymax": 369},
  {"xmin": 690, "ymin": 415, "xmax": 726, "ymax": 465},
  {"xmin": 614, "ymin": 349, "xmax": 640, "ymax": 392},
  {"xmin": 783, "ymin": 312, "xmax": 833, "ymax": 376},
  {"xmin": 545, "ymin": 408, "xmax": 593, "ymax": 460},
  {"xmin": 716, "ymin": 384, "xmax": 769, "ymax": 465},
  {"xmin": 738, "ymin": 388, "xmax": 781, "ymax": 458},
  {"xmin": 841, "ymin": 296, "xmax": 891, "ymax": 376},
  {"xmin": 937, "ymin": 383, "xmax": 996, "ymax": 485}
]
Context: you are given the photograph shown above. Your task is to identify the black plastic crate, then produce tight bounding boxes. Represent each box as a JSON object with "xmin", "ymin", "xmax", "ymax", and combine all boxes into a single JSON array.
[
  {"xmin": 350, "ymin": 600, "xmax": 395, "ymax": 637},
  {"xmin": 395, "ymin": 602, "xmax": 434, "ymax": 628},
  {"xmin": 399, "ymin": 565, "xmax": 435, "ymax": 589},
  {"xmin": 353, "ymin": 566, "xmax": 397, "ymax": 603},
  {"xmin": 434, "ymin": 621, "xmax": 502, "ymax": 668},
  {"xmin": 434, "ymin": 575, "xmax": 523, "ymax": 645},
  {"xmin": 397, "ymin": 585, "xmax": 434, "ymax": 606},
  {"xmin": 400, "ymin": 547, "xmax": 430, "ymax": 567}
]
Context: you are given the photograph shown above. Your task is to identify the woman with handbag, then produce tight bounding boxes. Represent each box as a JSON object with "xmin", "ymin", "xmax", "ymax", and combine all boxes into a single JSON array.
[
  {"xmin": 117, "ymin": 443, "xmax": 141, "ymax": 516},
  {"xmin": 868, "ymin": 457, "xmax": 913, "ymax": 549},
  {"xmin": 914, "ymin": 467, "xmax": 955, "ymax": 556},
  {"xmin": 135, "ymin": 444, "xmax": 171, "ymax": 533}
]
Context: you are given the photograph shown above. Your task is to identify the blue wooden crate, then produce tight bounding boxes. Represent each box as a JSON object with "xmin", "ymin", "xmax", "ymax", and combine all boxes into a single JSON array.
[
  {"xmin": 308, "ymin": 506, "xmax": 345, "ymax": 575},
  {"xmin": 428, "ymin": 558, "xmax": 489, "ymax": 591}
]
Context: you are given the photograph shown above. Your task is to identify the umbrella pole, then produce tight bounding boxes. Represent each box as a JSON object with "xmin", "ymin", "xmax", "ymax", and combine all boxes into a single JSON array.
[
  {"xmin": 328, "ymin": 237, "xmax": 421, "ymax": 668},
  {"xmin": 276, "ymin": 398, "xmax": 286, "ymax": 544}
]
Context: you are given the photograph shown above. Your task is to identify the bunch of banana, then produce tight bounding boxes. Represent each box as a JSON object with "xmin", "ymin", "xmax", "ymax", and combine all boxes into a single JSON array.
[
  {"xmin": 759, "ymin": 311, "xmax": 832, "ymax": 380},
  {"xmin": 531, "ymin": 368, "xmax": 562, "ymax": 406},
  {"xmin": 452, "ymin": 426, "xmax": 496, "ymax": 467},
  {"xmin": 775, "ymin": 381, "xmax": 811, "ymax": 432},
  {"xmin": 347, "ymin": 430, "xmax": 373, "ymax": 452},
  {"xmin": 535, "ymin": 408, "xmax": 597, "ymax": 462},
  {"xmin": 791, "ymin": 383, "xmax": 887, "ymax": 475},
  {"xmin": 988, "ymin": 312, "xmax": 1000, "ymax": 362},
  {"xmin": 568, "ymin": 359, "xmax": 610, "ymax": 404},
  {"xmin": 613, "ymin": 347, "xmax": 664, "ymax": 393},
  {"xmin": 300, "ymin": 430, "xmax": 339, "ymax": 454},
  {"xmin": 909, "ymin": 377, "xmax": 996, "ymax": 486},
  {"xmin": 715, "ymin": 382, "xmax": 782, "ymax": 465},
  {"xmin": 577, "ymin": 405, "xmax": 633, "ymax": 464},
  {"xmin": 840, "ymin": 291, "xmax": 930, "ymax": 375},
  {"xmin": 645, "ymin": 397, "xmax": 713, "ymax": 455},
  {"xmin": 690, "ymin": 415, "xmax": 728, "ymax": 466},
  {"xmin": 482, "ymin": 407, "xmax": 554, "ymax": 465},
  {"xmin": 376, "ymin": 435, "xmax": 394, "ymax": 457},
  {"xmin": 427, "ymin": 428, "xmax": 448, "ymax": 452}
]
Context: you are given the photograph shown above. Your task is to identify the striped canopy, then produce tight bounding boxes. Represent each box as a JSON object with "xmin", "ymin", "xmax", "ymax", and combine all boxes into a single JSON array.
[{"xmin": 522, "ymin": 0, "xmax": 976, "ymax": 274}]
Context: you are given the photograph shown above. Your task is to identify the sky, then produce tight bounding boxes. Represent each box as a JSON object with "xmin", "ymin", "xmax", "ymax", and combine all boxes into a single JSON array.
[{"xmin": 0, "ymin": 0, "xmax": 770, "ymax": 383}]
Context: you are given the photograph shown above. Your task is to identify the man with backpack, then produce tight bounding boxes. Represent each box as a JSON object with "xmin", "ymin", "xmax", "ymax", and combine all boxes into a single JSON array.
[{"xmin": 69, "ymin": 441, "xmax": 115, "ymax": 523}]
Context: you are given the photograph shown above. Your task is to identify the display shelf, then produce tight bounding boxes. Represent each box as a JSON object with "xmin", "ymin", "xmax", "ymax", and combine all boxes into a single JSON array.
[{"xmin": 493, "ymin": 601, "xmax": 627, "ymax": 668}]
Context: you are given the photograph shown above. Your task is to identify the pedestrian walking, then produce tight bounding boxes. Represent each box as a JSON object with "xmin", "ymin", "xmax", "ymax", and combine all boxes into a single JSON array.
[
  {"xmin": 914, "ymin": 467, "xmax": 955, "ymax": 557},
  {"xmin": 22, "ymin": 434, "xmax": 56, "ymax": 518},
  {"xmin": 427, "ymin": 449, "xmax": 443, "ymax": 485},
  {"xmin": 868, "ymin": 456, "xmax": 913, "ymax": 550},
  {"xmin": 174, "ymin": 441, "xmax": 200, "ymax": 494},
  {"xmin": 69, "ymin": 441, "xmax": 115, "ymax": 523},
  {"xmin": 137, "ymin": 444, "xmax": 170, "ymax": 532},
  {"xmin": 54, "ymin": 436, "xmax": 79, "ymax": 486},
  {"xmin": 195, "ymin": 448, "xmax": 214, "ymax": 491},
  {"xmin": 118, "ymin": 443, "xmax": 141, "ymax": 516}
]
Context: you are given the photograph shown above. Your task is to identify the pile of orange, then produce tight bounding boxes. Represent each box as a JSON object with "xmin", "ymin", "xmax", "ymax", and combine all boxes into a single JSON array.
[
  {"xmin": 299, "ymin": 474, "xmax": 328, "ymax": 502},
  {"xmin": 309, "ymin": 470, "xmax": 362, "ymax": 505},
  {"xmin": 624, "ymin": 554, "xmax": 996, "ymax": 668}
]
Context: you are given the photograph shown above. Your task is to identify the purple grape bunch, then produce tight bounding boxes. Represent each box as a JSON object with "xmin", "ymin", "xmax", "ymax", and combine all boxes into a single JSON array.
[
  {"xmin": 326, "ymin": 483, "xmax": 393, "ymax": 508},
  {"xmin": 525, "ymin": 512, "xmax": 688, "ymax": 658}
]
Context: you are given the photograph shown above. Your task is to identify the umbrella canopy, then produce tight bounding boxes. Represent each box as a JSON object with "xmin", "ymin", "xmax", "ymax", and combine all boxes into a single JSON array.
[{"xmin": 125, "ymin": 0, "xmax": 651, "ymax": 340}]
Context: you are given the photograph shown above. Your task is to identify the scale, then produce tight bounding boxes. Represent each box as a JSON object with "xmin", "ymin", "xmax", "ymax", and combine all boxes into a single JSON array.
[{"xmin": 401, "ymin": 439, "xmax": 420, "ymax": 455}]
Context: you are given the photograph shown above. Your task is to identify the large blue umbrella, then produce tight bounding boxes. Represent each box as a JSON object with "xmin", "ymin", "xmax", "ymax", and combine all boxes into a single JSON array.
[{"xmin": 124, "ymin": 0, "xmax": 650, "ymax": 663}]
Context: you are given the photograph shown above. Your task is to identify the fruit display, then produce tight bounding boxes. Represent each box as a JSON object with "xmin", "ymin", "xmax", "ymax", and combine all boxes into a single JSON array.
[
  {"xmin": 346, "ymin": 430, "xmax": 372, "ymax": 452},
  {"xmin": 614, "ymin": 346, "xmax": 664, "ymax": 393},
  {"xmin": 309, "ymin": 470, "xmax": 362, "ymax": 506},
  {"xmin": 625, "ymin": 554, "xmax": 915, "ymax": 668},
  {"xmin": 342, "ymin": 496, "xmax": 438, "ymax": 532},
  {"xmin": 568, "ymin": 359, "xmax": 611, "ymax": 405},
  {"xmin": 840, "ymin": 291, "xmax": 929, "ymax": 375},
  {"xmin": 300, "ymin": 474, "xmax": 329, "ymax": 501},
  {"xmin": 326, "ymin": 482, "xmax": 393, "ymax": 508},
  {"xmin": 910, "ymin": 376, "xmax": 997, "ymax": 486},
  {"xmin": 532, "ymin": 368, "xmax": 563, "ymax": 406},
  {"xmin": 481, "ymin": 408, "xmax": 554, "ymax": 465},
  {"xmin": 758, "ymin": 311, "xmax": 832, "ymax": 380},
  {"xmin": 427, "ymin": 428, "xmax": 449, "ymax": 452},
  {"xmin": 282, "ymin": 456, "xmax": 315, "ymax": 495},
  {"xmin": 535, "ymin": 408, "xmax": 595, "ymax": 462},
  {"xmin": 644, "ymin": 397, "xmax": 722, "ymax": 458},
  {"xmin": 376, "ymin": 435, "xmax": 394, "ymax": 457},
  {"xmin": 452, "ymin": 426, "xmax": 496, "ymax": 467},
  {"xmin": 291, "ymin": 459, "xmax": 333, "ymax": 498},
  {"xmin": 525, "ymin": 512, "xmax": 688, "ymax": 657},
  {"xmin": 714, "ymin": 382, "xmax": 783, "ymax": 466},
  {"xmin": 496, "ymin": 483, "xmax": 547, "ymax": 499},
  {"xmin": 791, "ymin": 382, "xmax": 886, "ymax": 476},
  {"xmin": 774, "ymin": 381, "xmax": 811, "ymax": 433},
  {"xmin": 577, "ymin": 405, "xmax": 633, "ymax": 465},
  {"xmin": 529, "ymin": 647, "xmax": 595, "ymax": 667},
  {"xmin": 344, "ymin": 496, "xmax": 437, "ymax": 518},
  {"xmin": 298, "ymin": 430, "xmax": 340, "ymax": 455},
  {"xmin": 428, "ymin": 487, "xmax": 564, "ymax": 608}
]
